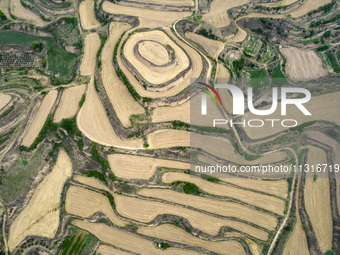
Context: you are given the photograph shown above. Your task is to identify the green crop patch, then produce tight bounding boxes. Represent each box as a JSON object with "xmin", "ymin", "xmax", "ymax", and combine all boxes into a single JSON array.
[{"xmin": 0, "ymin": 31, "xmax": 77, "ymax": 84}]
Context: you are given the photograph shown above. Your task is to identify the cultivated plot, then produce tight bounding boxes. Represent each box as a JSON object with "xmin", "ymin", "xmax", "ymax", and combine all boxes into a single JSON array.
[
  {"xmin": 8, "ymin": 150, "xmax": 72, "ymax": 251},
  {"xmin": 22, "ymin": 90, "xmax": 58, "ymax": 147},
  {"xmin": 53, "ymin": 85, "xmax": 86, "ymax": 123}
]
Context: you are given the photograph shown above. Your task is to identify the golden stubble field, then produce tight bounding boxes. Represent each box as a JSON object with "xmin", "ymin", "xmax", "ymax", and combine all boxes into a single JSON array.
[
  {"xmin": 161, "ymin": 172, "xmax": 286, "ymax": 215},
  {"xmin": 0, "ymin": 93, "xmax": 11, "ymax": 112},
  {"xmin": 304, "ymin": 146, "xmax": 333, "ymax": 253},
  {"xmin": 186, "ymin": 32, "xmax": 224, "ymax": 59},
  {"xmin": 22, "ymin": 90, "xmax": 58, "ymax": 147},
  {"xmin": 116, "ymin": 27, "xmax": 203, "ymax": 98},
  {"xmin": 108, "ymin": 154, "xmax": 189, "ymax": 179},
  {"xmin": 102, "ymin": 1, "xmax": 191, "ymax": 27},
  {"xmin": 281, "ymin": 47, "xmax": 328, "ymax": 80},
  {"xmin": 124, "ymin": 29, "xmax": 190, "ymax": 85},
  {"xmin": 79, "ymin": 0, "xmax": 100, "ymax": 30},
  {"xmin": 290, "ymin": 0, "xmax": 332, "ymax": 18},
  {"xmin": 65, "ymin": 186, "xmax": 126, "ymax": 226},
  {"xmin": 101, "ymin": 22, "xmax": 144, "ymax": 127},
  {"xmin": 76, "ymin": 77, "xmax": 144, "ymax": 149},
  {"xmin": 73, "ymin": 220, "xmax": 203, "ymax": 255},
  {"xmin": 80, "ymin": 33, "xmax": 101, "ymax": 76},
  {"xmin": 138, "ymin": 224, "xmax": 246, "ymax": 255},
  {"xmin": 53, "ymin": 85, "xmax": 86, "ymax": 123},
  {"xmin": 113, "ymin": 194, "xmax": 269, "ymax": 240},
  {"xmin": 8, "ymin": 150, "xmax": 72, "ymax": 251}
]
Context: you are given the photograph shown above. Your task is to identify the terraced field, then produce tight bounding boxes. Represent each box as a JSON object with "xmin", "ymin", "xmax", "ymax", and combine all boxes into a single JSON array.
[{"xmin": 1, "ymin": 0, "xmax": 339, "ymax": 254}]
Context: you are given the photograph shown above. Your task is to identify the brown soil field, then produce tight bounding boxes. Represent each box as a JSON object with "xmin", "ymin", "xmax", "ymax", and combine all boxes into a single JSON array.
[
  {"xmin": 8, "ymin": 150, "xmax": 72, "ymax": 251},
  {"xmin": 73, "ymin": 220, "xmax": 203, "ymax": 255},
  {"xmin": 102, "ymin": 1, "xmax": 191, "ymax": 27},
  {"xmin": 138, "ymin": 224, "xmax": 246, "ymax": 255},
  {"xmin": 10, "ymin": 0, "xmax": 47, "ymax": 26},
  {"xmin": 290, "ymin": 0, "xmax": 332, "ymax": 18},
  {"xmin": 114, "ymin": 194, "xmax": 269, "ymax": 240},
  {"xmin": 124, "ymin": 29, "xmax": 189, "ymax": 85},
  {"xmin": 22, "ymin": 90, "xmax": 58, "ymax": 147},
  {"xmin": 192, "ymin": 133, "xmax": 288, "ymax": 165},
  {"xmin": 138, "ymin": 41, "xmax": 170, "ymax": 66},
  {"xmin": 186, "ymin": 32, "xmax": 224, "ymax": 59},
  {"xmin": 161, "ymin": 172, "xmax": 285, "ymax": 215},
  {"xmin": 53, "ymin": 85, "xmax": 86, "ymax": 123},
  {"xmin": 80, "ymin": 33, "xmax": 101, "ymax": 76},
  {"xmin": 243, "ymin": 91, "xmax": 340, "ymax": 139},
  {"xmin": 304, "ymin": 147, "xmax": 332, "ymax": 253},
  {"xmin": 117, "ymin": 27, "xmax": 203, "ymax": 98},
  {"xmin": 65, "ymin": 186, "xmax": 126, "ymax": 226},
  {"xmin": 203, "ymin": 0, "xmax": 250, "ymax": 28},
  {"xmin": 260, "ymin": 0, "xmax": 299, "ymax": 8},
  {"xmin": 138, "ymin": 188, "xmax": 278, "ymax": 229},
  {"xmin": 147, "ymin": 129, "xmax": 190, "ymax": 149},
  {"xmin": 108, "ymin": 154, "xmax": 189, "ymax": 180},
  {"xmin": 79, "ymin": 0, "xmax": 100, "ymax": 30},
  {"xmin": 73, "ymin": 175, "xmax": 111, "ymax": 192},
  {"xmin": 281, "ymin": 47, "xmax": 328, "ymax": 80},
  {"xmin": 102, "ymin": 22, "xmax": 144, "ymax": 127},
  {"xmin": 77, "ymin": 77, "xmax": 144, "ymax": 149},
  {"xmin": 0, "ymin": 93, "xmax": 11, "ymax": 111}
]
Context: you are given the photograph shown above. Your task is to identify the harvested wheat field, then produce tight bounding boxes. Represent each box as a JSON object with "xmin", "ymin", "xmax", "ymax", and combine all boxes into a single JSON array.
[
  {"xmin": 138, "ymin": 224, "xmax": 246, "ymax": 255},
  {"xmin": 260, "ymin": 0, "xmax": 299, "ymax": 8},
  {"xmin": 114, "ymin": 194, "xmax": 268, "ymax": 239},
  {"xmin": 186, "ymin": 32, "xmax": 224, "ymax": 59},
  {"xmin": 54, "ymin": 85, "xmax": 86, "ymax": 123},
  {"xmin": 281, "ymin": 47, "xmax": 328, "ymax": 80},
  {"xmin": 138, "ymin": 188, "xmax": 278, "ymax": 229},
  {"xmin": 283, "ymin": 188, "xmax": 309, "ymax": 254},
  {"xmin": 79, "ymin": 0, "xmax": 100, "ymax": 30},
  {"xmin": 203, "ymin": 0, "xmax": 250, "ymax": 28},
  {"xmin": 80, "ymin": 33, "xmax": 101, "ymax": 76},
  {"xmin": 290, "ymin": 0, "xmax": 332, "ymax": 18},
  {"xmin": 108, "ymin": 154, "xmax": 189, "ymax": 180},
  {"xmin": 117, "ymin": 27, "xmax": 203, "ymax": 98},
  {"xmin": 161, "ymin": 172, "xmax": 285, "ymax": 215},
  {"xmin": 74, "ymin": 175, "xmax": 111, "ymax": 192},
  {"xmin": 77, "ymin": 77, "xmax": 143, "ymax": 149},
  {"xmin": 147, "ymin": 129, "xmax": 190, "ymax": 149},
  {"xmin": 138, "ymin": 41, "xmax": 170, "ymax": 66},
  {"xmin": 8, "ymin": 150, "xmax": 72, "ymax": 251},
  {"xmin": 243, "ymin": 91, "xmax": 340, "ymax": 139},
  {"xmin": 0, "ymin": 93, "xmax": 11, "ymax": 111},
  {"xmin": 152, "ymin": 92, "xmax": 226, "ymax": 127},
  {"xmin": 216, "ymin": 63, "xmax": 230, "ymax": 80},
  {"xmin": 10, "ymin": 0, "xmax": 46, "ymax": 26},
  {"xmin": 0, "ymin": 0, "xmax": 10, "ymax": 19},
  {"xmin": 102, "ymin": 1, "xmax": 191, "ymax": 27},
  {"xmin": 102, "ymin": 22, "xmax": 144, "ymax": 127},
  {"xmin": 97, "ymin": 245, "xmax": 133, "ymax": 255},
  {"xmin": 21, "ymin": 90, "xmax": 58, "ymax": 147},
  {"xmin": 73, "ymin": 220, "xmax": 203, "ymax": 255},
  {"xmin": 65, "ymin": 186, "xmax": 126, "ymax": 226},
  {"xmin": 306, "ymin": 130, "xmax": 340, "ymax": 217},
  {"xmin": 192, "ymin": 133, "xmax": 288, "ymax": 165},
  {"xmin": 304, "ymin": 147, "xmax": 332, "ymax": 253},
  {"xmin": 124, "ymin": 29, "xmax": 189, "ymax": 85},
  {"xmin": 123, "ymin": 0, "xmax": 194, "ymax": 7}
]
